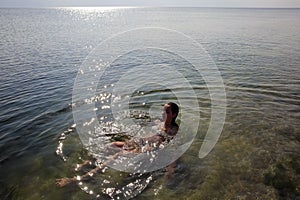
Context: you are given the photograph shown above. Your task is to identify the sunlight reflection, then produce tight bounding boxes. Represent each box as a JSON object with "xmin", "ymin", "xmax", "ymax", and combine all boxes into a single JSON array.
[
  {"xmin": 60, "ymin": 7, "xmax": 135, "ymax": 13},
  {"xmin": 57, "ymin": 7, "xmax": 135, "ymax": 21}
]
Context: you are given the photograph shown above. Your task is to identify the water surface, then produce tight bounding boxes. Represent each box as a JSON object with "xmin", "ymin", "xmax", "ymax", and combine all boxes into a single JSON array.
[{"xmin": 0, "ymin": 7, "xmax": 299, "ymax": 199}]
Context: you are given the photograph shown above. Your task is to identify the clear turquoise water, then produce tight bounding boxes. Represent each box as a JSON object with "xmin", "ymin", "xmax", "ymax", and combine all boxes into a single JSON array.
[{"xmin": 0, "ymin": 7, "xmax": 299, "ymax": 199}]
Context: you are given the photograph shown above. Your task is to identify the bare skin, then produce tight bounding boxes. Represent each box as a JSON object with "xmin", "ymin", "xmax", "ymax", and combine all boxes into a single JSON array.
[
  {"xmin": 56, "ymin": 102, "xmax": 179, "ymax": 187},
  {"xmin": 56, "ymin": 152, "xmax": 123, "ymax": 187},
  {"xmin": 111, "ymin": 103, "xmax": 178, "ymax": 149}
]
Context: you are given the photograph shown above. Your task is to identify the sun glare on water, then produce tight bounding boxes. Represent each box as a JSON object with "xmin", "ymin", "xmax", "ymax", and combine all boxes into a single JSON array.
[{"xmin": 60, "ymin": 6, "xmax": 136, "ymax": 12}]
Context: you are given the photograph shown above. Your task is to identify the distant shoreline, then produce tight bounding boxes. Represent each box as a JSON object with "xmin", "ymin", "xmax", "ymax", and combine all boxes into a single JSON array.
[{"xmin": 0, "ymin": 6, "xmax": 299, "ymax": 10}]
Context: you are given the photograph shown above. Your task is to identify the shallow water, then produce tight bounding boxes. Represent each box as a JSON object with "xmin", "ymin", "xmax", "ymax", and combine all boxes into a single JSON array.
[{"xmin": 0, "ymin": 7, "xmax": 299, "ymax": 199}]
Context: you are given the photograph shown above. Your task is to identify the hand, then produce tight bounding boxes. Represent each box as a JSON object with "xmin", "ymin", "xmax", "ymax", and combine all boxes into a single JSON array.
[{"xmin": 55, "ymin": 177, "xmax": 75, "ymax": 187}]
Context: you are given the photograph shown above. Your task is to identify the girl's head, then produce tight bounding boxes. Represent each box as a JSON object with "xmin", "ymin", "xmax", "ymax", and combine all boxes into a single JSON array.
[{"xmin": 162, "ymin": 102, "xmax": 179, "ymax": 122}]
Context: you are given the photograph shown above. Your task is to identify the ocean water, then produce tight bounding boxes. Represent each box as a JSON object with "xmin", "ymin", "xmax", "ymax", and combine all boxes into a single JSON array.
[{"xmin": 0, "ymin": 7, "xmax": 299, "ymax": 199}]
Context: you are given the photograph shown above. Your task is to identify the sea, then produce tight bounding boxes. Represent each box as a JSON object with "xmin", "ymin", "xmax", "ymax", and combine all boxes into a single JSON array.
[{"xmin": 0, "ymin": 7, "xmax": 299, "ymax": 199}]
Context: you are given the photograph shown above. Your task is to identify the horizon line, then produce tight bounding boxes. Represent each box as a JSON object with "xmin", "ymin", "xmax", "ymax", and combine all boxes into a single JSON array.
[{"xmin": 1, "ymin": 6, "xmax": 300, "ymax": 9}]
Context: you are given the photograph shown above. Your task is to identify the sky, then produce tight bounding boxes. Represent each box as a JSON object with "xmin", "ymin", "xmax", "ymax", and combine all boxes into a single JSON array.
[{"xmin": 1, "ymin": 0, "xmax": 300, "ymax": 8}]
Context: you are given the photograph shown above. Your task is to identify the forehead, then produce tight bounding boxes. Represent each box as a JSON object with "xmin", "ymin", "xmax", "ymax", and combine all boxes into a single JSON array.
[{"xmin": 163, "ymin": 104, "xmax": 171, "ymax": 110}]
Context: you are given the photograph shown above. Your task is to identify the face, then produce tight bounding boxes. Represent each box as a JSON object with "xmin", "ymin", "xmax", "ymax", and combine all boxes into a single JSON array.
[{"xmin": 162, "ymin": 104, "xmax": 172, "ymax": 121}]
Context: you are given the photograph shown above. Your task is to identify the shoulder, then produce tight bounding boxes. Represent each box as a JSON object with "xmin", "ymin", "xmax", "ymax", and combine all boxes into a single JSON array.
[{"xmin": 167, "ymin": 125, "xmax": 179, "ymax": 136}]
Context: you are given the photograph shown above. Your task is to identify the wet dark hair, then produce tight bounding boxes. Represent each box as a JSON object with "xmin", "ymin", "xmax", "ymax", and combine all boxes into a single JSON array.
[{"xmin": 167, "ymin": 102, "xmax": 179, "ymax": 119}]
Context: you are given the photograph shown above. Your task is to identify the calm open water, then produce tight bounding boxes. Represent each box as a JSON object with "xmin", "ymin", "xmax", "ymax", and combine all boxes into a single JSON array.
[{"xmin": 0, "ymin": 7, "xmax": 299, "ymax": 199}]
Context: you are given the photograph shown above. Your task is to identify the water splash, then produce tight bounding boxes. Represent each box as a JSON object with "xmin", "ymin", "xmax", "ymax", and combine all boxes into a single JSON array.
[{"xmin": 55, "ymin": 110, "xmax": 162, "ymax": 199}]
